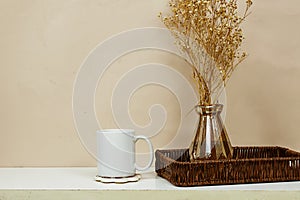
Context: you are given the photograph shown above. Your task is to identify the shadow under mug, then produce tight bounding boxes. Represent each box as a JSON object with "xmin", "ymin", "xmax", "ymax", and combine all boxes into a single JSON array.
[{"xmin": 96, "ymin": 129, "xmax": 154, "ymax": 178}]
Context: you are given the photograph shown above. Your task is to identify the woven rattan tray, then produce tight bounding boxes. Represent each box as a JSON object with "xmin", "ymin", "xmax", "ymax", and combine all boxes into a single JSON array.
[{"xmin": 155, "ymin": 146, "xmax": 300, "ymax": 186}]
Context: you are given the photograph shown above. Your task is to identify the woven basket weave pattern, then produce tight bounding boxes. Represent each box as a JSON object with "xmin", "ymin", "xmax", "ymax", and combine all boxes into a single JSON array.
[{"xmin": 155, "ymin": 147, "xmax": 300, "ymax": 186}]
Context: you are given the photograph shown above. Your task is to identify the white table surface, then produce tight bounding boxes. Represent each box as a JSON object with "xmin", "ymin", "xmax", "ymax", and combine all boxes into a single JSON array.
[{"xmin": 0, "ymin": 167, "xmax": 299, "ymax": 191}]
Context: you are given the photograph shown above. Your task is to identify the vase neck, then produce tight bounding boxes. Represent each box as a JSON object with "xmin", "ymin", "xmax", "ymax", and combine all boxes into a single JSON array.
[{"xmin": 195, "ymin": 104, "xmax": 223, "ymax": 115}]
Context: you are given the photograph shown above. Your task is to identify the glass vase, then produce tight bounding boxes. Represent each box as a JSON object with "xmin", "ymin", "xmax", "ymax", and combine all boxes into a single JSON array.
[{"xmin": 189, "ymin": 104, "xmax": 233, "ymax": 161}]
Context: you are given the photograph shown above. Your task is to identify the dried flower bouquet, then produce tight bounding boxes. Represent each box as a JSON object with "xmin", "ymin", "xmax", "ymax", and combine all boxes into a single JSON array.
[
  {"xmin": 160, "ymin": 0, "xmax": 252, "ymax": 105},
  {"xmin": 160, "ymin": 0, "xmax": 253, "ymax": 160}
]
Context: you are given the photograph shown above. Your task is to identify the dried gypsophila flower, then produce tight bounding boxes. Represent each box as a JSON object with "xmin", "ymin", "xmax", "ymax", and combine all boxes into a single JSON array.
[{"xmin": 160, "ymin": 0, "xmax": 252, "ymax": 105}]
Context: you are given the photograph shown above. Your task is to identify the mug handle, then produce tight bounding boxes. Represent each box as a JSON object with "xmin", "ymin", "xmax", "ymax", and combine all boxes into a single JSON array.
[{"xmin": 134, "ymin": 135, "xmax": 154, "ymax": 171}]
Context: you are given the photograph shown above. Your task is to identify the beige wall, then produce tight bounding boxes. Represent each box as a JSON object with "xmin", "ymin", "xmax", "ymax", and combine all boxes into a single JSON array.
[{"xmin": 0, "ymin": 0, "xmax": 300, "ymax": 167}]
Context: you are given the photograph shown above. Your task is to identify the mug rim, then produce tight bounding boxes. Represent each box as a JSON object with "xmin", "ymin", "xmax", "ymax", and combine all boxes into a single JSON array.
[{"xmin": 96, "ymin": 129, "xmax": 134, "ymax": 134}]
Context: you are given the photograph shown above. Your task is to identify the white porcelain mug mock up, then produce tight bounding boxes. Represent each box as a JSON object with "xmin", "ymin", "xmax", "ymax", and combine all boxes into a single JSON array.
[{"xmin": 96, "ymin": 129, "xmax": 154, "ymax": 180}]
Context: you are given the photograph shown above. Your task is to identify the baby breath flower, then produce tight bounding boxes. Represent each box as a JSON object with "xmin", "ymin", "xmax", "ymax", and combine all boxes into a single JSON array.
[{"xmin": 160, "ymin": 0, "xmax": 252, "ymax": 105}]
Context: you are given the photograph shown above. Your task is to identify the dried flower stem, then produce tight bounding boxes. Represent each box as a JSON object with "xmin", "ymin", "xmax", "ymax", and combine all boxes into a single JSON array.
[{"xmin": 160, "ymin": 0, "xmax": 252, "ymax": 105}]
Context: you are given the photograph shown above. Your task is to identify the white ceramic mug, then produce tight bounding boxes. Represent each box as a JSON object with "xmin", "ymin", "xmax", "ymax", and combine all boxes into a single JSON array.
[{"xmin": 96, "ymin": 129, "xmax": 154, "ymax": 178}]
